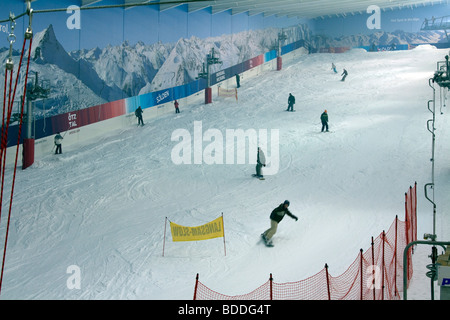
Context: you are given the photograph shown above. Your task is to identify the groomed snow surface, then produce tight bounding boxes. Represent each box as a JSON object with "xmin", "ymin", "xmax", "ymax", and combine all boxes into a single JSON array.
[{"xmin": 0, "ymin": 46, "xmax": 449, "ymax": 300}]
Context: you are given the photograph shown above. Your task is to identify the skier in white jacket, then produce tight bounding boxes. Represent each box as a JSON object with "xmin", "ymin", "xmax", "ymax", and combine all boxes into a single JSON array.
[{"xmin": 255, "ymin": 147, "xmax": 266, "ymax": 178}]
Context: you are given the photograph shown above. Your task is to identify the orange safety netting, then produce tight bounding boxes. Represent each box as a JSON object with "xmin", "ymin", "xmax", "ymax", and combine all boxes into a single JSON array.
[
  {"xmin": 194, "ymin": 183, "xmax": 417, "ymax": 300},
  {"xmin": 217, "ymin": 87, "xmax": 238, "ymax": 101}
]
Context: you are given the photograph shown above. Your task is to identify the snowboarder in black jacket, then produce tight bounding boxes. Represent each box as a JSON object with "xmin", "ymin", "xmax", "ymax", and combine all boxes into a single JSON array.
[
  {"xmin": 262, "ymin": 200, "xmax": 298, "ymax": 246},
  {"xmin": 287, "ymin": 93, "xmax": 295, "ymax": 111},
  {"xmin": 321, "ymin": 110, "xmax": 329, "ymax": 132},
  {"xmin": 341, "ymin": 69, "xmax": 348, "ymax": 82}
]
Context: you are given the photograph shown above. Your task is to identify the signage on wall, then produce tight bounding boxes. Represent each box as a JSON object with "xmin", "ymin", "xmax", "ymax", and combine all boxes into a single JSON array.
[{"xmin": 367, "ymin": 5, "xmax": 381, "ymax": 30}]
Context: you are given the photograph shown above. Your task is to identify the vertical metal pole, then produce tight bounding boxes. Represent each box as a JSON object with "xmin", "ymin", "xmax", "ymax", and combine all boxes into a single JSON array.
[
  {"xmin": 413, "ymin": 182, "xmax": 418, "ymax": 243},
  {"xmin": 405, "ymin": 192, "xmax": 409, "ymax": 245},
  {"xmin": 269, "ymin": 273, "xmax": 273, "ymax": 300},
  {"xmin": 325, "ymin": 264, "xmax": 331, "ymax": 300},
  {"xmin": 207, "ymin": 59, "xmax": 211, "ymax": 88},
  {"xmin": 408, "ymin": 186, "xmax": 415, "ymax": 249},
  {"xmin": 425, "ymin": 79, "xmax": 438, "ymax": 300},
  {"xmin": 26, "ymin": 98, "xmax": 32, "ymax": 139},
  {"xmin": 431, "ymin": 245, "xmax": 437, "ymax": 300},
  {"xmin": 193, "ymin": 273, "xmax": 199, "ymax": 300},
  {"xmin": 360, "ymin": 249, "xmax": 364, "ymax": 300},
  {"xmin": 222, "ymin": 212, "xmax": 226, "ymax": 256},
  {"xmin": 162, "ymin": 217, "xmax": 167, "ymax": 257},
  {"xmin": 381, "ymin": 231, "xmax": 385, "ymax": 300},
  {"xmin": 408, "ymin": 187, "xmax": 413, "ymax": 253},
  {"xmin": 371, "ymin": 237, "xmax": 375, "ymax": 300},
  {"xmin": 394, "ymin": 216, "xmax": 398, "ymax": 298},
  {"xmin": 426, "ymin": 78, "xmax": 436, "ymax": 238}
]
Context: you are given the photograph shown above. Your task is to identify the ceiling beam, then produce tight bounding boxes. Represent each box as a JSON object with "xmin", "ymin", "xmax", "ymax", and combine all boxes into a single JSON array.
[{"xmin": 30, "ymin": 0, "xmax": 449, "ymax": 20}]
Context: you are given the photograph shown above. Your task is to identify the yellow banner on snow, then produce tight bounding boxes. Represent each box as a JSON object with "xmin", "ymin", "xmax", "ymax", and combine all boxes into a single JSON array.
[{"xmin": 170, "ymin": 216, "xmax": 224, "ymax": 242}]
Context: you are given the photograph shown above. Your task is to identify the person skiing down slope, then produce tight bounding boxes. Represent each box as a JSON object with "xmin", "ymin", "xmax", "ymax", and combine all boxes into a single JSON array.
[{"xmin": 261, "ymin": 200, "xmax": 298, "ymax": 247}]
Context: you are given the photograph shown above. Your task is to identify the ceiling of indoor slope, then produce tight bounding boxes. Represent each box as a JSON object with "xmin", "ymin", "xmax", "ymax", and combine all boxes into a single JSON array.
[{"xmin": 70, "ymin": 0, "xmax": 448, "ymax": 19}]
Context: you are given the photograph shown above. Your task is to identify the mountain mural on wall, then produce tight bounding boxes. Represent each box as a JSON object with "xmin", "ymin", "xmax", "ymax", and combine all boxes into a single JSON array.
[
  {"xmin": 320, "ymin": 29, "xmax": 447, "ymax": 48},
  {"xmin": 0, "ymin": 23, "xmax": 446, "ymax": 120}
]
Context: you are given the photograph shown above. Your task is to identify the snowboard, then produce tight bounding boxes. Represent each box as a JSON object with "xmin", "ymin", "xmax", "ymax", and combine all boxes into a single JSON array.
[
  {"xmin": 261, "ymin": 234, "xmax": 274, "ymax": 247},
  {"xmin": 252, "ymin": 174, "xmax": 265, "ymax": 180}
]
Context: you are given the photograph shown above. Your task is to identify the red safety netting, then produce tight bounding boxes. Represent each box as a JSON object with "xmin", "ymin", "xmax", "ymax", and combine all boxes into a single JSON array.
[
  {"xmin": 272, "ymin": 268, "xmax": 329, "ymax": 300},
  {"xmin": 194, "ymin": 276, "xmax": 272, "ymax": 300},
  {"xmin": 194, "ymin": 183, "xmax": 417, "ymax": 300}
]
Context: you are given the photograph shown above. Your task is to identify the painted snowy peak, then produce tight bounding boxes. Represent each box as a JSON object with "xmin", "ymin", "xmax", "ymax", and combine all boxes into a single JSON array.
[
  {"xmin": 31, "ymin": 24, "xmax": 71, "ymax": 66},
  {"xmin": 324, "ymin": 29, "xmax": 447, "ymax": 47},
  {"xmin": 1, "ymin": 23, "xmax": 446, "ymax": 120},
  {"xmin": 72, "ymin": 40, "xmax": 175, "ymax": 97},
  {"xmin": 74, "ymin": 24, "xmax": 317, "ymax": 96},
  {"xmin": 31, "ymin": 25, "xmax": 123, "ymax": 103}
]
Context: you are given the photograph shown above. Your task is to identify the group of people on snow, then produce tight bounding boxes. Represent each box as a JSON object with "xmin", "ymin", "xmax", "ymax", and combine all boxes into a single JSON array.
[
  {"xmin": 133, "ymin": 100, "xmax": 181, "ymax": 127},
  {"xmin": 50, "ymin": 62, "xmax": 339, "ymax": 246},
  {"xmin": 53, "ymin": 100, "xmax": 181, "ymax": 155},
  {"xmin": 284, "ymin": 92, "xmax": 329, "ymax": 132},
  {"xmin": 335, "ymin": 63, "xmax": 348, "ymax": 82},
  {"xmin": 283, "ymin": 62, "xmax": 344, "ymax": 134},
  {"xmin": 256, "ymin": 146, "xmax": 298, "ymax": 247},
  {"xmin": 258, "ymin": 62, "xmax": 343, "ymax": 245},
  {"xmin": 332, "ymin": 62, "xmax": 348, "ymax": 81}
]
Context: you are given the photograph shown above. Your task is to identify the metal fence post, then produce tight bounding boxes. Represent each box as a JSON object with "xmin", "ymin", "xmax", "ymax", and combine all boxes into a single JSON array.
[
  {"xmin": 269, "ymin": 273, "xmax": 273, "ymax": 300},
  {"xmin": 371, "ymin": 236, "xmax": 375, "ymax": 300},
  {"xmin": 394, "ymin": 216, "xmax": 399, "ymax": 298},
  {"xmin": 325, "ymin": 264, "xmax": 331, "ymax": 300},
  {"xmin": 382, "ymin": 231, "xmax": 385, "ymax": 300},
  {"xmin": 193, "ymin": 273, "xmax": 199, "ymax": 300},
  {"xmin": 360, "ymin": 249, "xmax": 364, "ymax": 300}
]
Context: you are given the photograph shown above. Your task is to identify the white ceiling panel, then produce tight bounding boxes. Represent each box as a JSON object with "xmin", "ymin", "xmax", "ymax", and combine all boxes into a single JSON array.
[{"xmin": 36, "ymin": 0, "xmax": 449, "ymax": 19}]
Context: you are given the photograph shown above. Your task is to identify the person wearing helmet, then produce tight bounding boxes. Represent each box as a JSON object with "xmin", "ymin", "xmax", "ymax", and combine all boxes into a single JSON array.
[
  {"xmin": 321, "ymin": 110, "xmax": 329, "ymax": 132},
  {"xmin": 261, "ymin": 200, "xmax": 298, "ymax": 246}
]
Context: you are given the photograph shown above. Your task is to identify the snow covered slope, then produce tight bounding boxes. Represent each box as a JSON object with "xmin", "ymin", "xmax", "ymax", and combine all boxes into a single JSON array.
[{"xmin": 0, "ymin": 45, "xmax": 448, "ymax": 300}]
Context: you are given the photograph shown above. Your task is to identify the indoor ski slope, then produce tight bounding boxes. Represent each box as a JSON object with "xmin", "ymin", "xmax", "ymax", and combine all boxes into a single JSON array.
[{"xmin": 0, "ymin": 45, "xmax": 449, "ymax": 300}]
